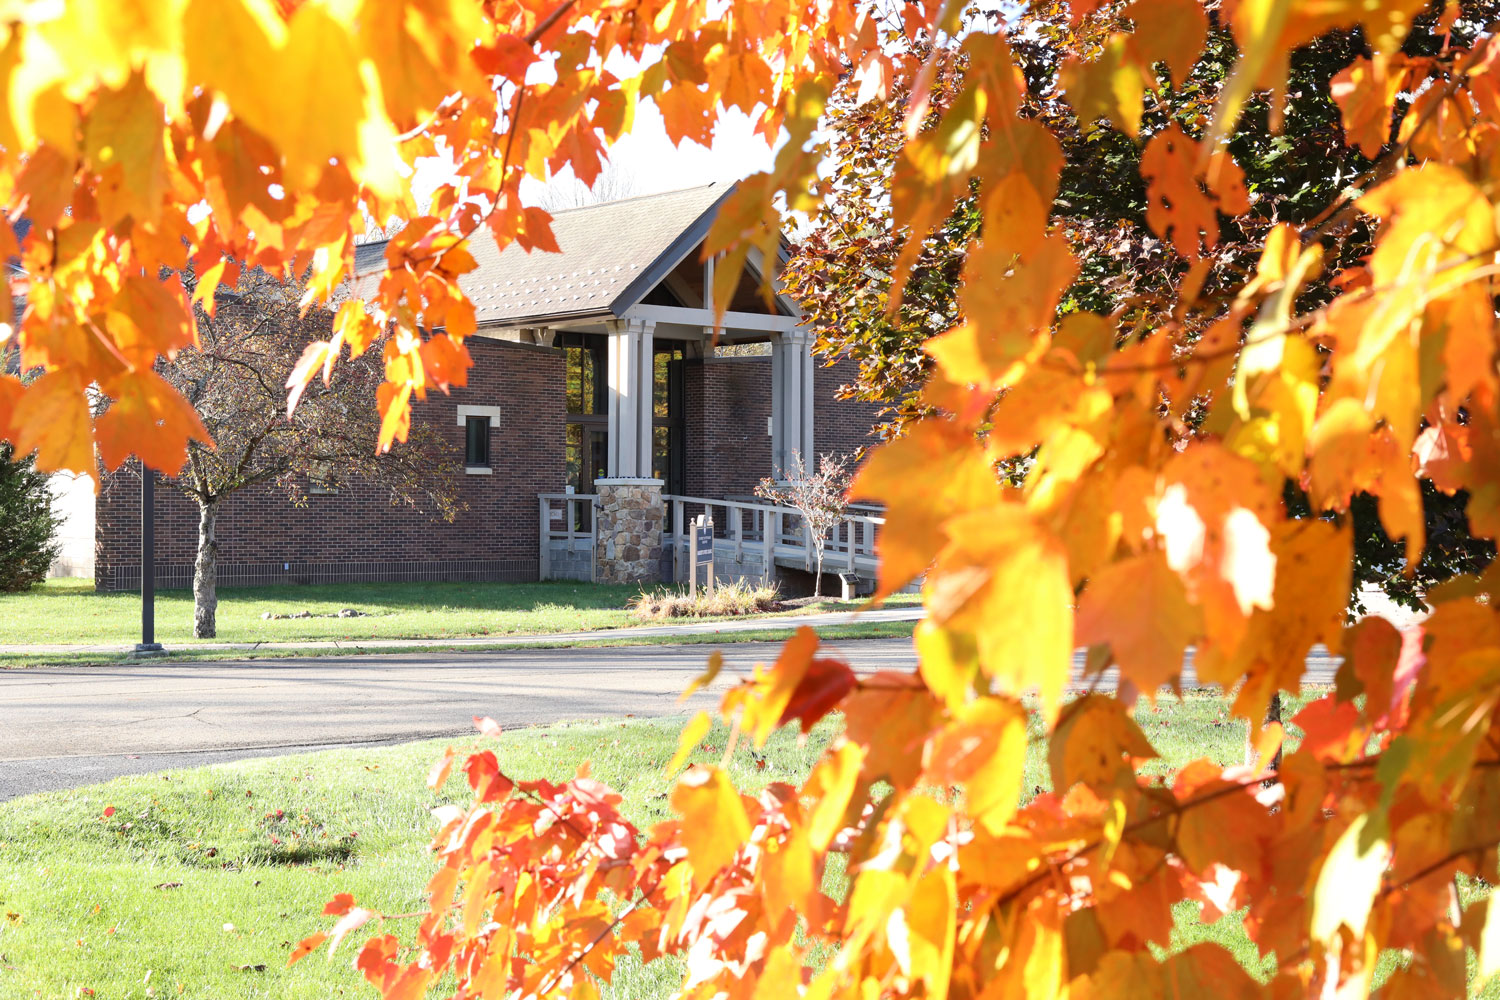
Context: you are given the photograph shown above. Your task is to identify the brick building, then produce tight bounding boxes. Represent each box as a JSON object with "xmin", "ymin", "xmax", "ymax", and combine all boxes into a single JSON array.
[{"xmin": 95, "ymin": 184, "xmax": 882, "ymax": 591}]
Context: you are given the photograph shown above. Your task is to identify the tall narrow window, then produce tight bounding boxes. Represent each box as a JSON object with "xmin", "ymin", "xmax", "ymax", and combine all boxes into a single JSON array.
[{"xmin": 465, "ymin": 415, "xmax": 490, "ymax": 467}]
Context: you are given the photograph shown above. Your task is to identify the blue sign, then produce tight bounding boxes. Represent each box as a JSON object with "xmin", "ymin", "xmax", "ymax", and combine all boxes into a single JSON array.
[{"xmin": 694, "ymin": 525, "xmax": 714, "ymax": 565}]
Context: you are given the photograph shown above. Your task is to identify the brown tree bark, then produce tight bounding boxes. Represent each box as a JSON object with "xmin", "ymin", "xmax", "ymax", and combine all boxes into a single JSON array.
[
  {"xmin": 1246, "ymin": 692, "xmax": 1284, "ymax": 777},
  {"xmin": 193, "ymin": 498, "xmax": 219, "ymax": 639}
]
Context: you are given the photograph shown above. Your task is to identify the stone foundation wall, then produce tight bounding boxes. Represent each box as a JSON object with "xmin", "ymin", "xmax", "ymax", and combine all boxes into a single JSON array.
[{"xmin": 594, "ymin": 478, "xmax": 665, "ymax": 584}]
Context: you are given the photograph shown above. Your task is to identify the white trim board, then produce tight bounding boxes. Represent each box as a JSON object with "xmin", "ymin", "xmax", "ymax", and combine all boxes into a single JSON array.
[
  {"xmin": 457, "ymin": 405, "xmax": 502, "ymax": 427},
  {"xmin": 621, "ymin": 303, "xmax": 798, "ymax": 332}
]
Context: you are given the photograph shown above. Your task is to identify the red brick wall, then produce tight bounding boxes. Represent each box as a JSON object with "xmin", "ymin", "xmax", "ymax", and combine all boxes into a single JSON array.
[
  {"xmin": 814, "ymin": 355, "xmax": 884, "ymax": 461},
  {"xmin": 95, "ymin": 338, "xmax": 567, "ymax": 590},
  {"xmin": 681, "ymin": 352, "xmax": 881, "ymax": 502},
  {"xmin": 95, "ymin": 339, "xmax": 881, "ymax": 591},
  {"xmin": 684, "ymin": 357, "xmax": 773, "ymax": 501}
]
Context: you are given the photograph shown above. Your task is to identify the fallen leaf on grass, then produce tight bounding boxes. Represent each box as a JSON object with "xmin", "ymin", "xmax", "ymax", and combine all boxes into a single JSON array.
[{"xmin": 153, "ymin": 882, "xmax": 182, "ymax": 891}]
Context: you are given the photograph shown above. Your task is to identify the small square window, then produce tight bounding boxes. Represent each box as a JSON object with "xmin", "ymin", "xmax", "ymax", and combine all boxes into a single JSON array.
[{"xmin": 465, "ymin": 415, "xmax": 490, "ymax": 467}]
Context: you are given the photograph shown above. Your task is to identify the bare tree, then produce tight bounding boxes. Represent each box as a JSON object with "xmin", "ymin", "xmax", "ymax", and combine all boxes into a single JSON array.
[
  {"xmin": 755, "ymin": 452, "xmax": 853, "ymax": 598},
  {"xmin": 535, "ymin": 161, "xmax": 640, "ymax": 211},
  {"xmin": 151, "ymin": 268, "xmax": 461, "ymax": 638}
]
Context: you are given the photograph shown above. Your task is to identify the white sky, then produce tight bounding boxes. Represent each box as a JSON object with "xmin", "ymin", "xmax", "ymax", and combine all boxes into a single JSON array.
[{"xmin": 526, "ymin": 100, "xmax": 781, "ymax": 200}]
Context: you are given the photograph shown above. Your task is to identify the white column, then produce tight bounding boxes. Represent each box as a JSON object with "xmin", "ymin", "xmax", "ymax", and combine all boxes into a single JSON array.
[
  {"xmin": 607, "ymin": 318, "xmax": 655, "ymax": 478},
  {"xmin": 771, "ymin": 327, "xmax": 814, "ymax": 476}
]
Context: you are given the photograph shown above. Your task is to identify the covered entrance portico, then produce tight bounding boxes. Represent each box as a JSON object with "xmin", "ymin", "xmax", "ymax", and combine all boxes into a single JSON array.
[
  {"xmin": 590, "ymin": 308, "xmax": 813, "ymax": 483},
  {"xmin": 458, "ymin": 183, "xmax": 817, "ymax": 583}
]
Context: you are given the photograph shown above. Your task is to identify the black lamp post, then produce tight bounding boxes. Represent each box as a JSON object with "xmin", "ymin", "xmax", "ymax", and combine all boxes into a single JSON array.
[{"xmin": 134, "ymin": 464, "xmax": 163, "ymax": 656}]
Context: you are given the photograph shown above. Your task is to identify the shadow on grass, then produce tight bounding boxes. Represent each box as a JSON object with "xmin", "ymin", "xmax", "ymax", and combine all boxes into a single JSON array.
[{"xmin": 237, "ymin": 840, "xmax": 358, "ymax": 868}]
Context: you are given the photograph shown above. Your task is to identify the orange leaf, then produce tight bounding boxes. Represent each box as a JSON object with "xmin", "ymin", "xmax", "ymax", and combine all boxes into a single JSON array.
[
  {"xmin": 1331, "ymin": 54, "xmax": 1411, "ymax": 157},
  {"xmin": 1050, "ymin": 695, "xmax": 1157, "ymax": 792},
  {"xmin": 1125, "ymin": 0, "xmax": 1207, "ymax": 86},
  {"xmin": 428, "ymin": 747, "xmax": 456, "ymax": 792},
  {"xmin": 1140, "ymin": 125, "xmax": 1229, "ymax": 259},
  {"xmin": 1076, "ymin": 551, "xmax": 1202, "ymax": 695},
  {"xmin": 287, "ymin": 932, "xmax": 327, "ymax": 966},
  {"xmin": 924, "ymin": 697, "xmax": 1028, "ymax": 833},
  {"xmin": 743, "ymin": 626, "xmax": 820, "ymax": 747},
  {"xmin": 96, "ymin": 370, "xmax": 211, "ymax": 474},
  {"xmin": 12, "ymin": 370, "xmax": 98, "ymax": 474},
  {"xmin": 375, "ymin": 380, "xmax": 414, "ymax": 451},
  {"xmin": 323, "ymin": 893, "xmax": 357, "ymax": 917}
]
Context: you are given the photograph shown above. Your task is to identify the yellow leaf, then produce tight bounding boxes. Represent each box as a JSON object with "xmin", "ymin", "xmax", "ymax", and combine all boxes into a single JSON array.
[
  {"xmin": 1331, "ymin": 54, "xmax": 1410, "ymax": 157},
  {"xmin": 679, "ymin": 650, "xmax": 723, "ymax": 702},
  {"xmin": 760, "ymin": 829, "xmax": 815, "ymax": 929},
  {"xmin": 1311, "ymin": 813, "xmax": 1390, "ymax": 945},
  {"xmin": 892, "ymin": 866, "xmax": 955, "ymax": 1000},
  {"xmin": 83, "ymin": 71, "xmax": 167, "ymax": 225},
  {"xmin": 853, "ymin": 423, "xmax": 1003, "ymax": 597},
  {"xmin": 1125, "ymin": 0, "xmax": 1206, "ymax": 86},
  {"xmin": 926, "ymin": 503, "xmax": 1075, "ymax": 718},
  {"xmin": 805, "ymin": 741, "xmax": 864, "ymax": 851},
  {"xmin": 914, "ymin": 619, "xmax": 978, "ymax": 712},
  {"xmin": 923, "ymin": 697, "xmax": 1028, "ymax": 833},
  {"xmin": 665, "ymin": 711, "xmax": 711, "ymax": 775},
  {"xmin": 1050, "ymin": 695, "xmax": 1157, "ymax": 792},
  {"xmin": 670, "ymin": 766, "xmax": 749, "ymax": 890},
  {"xmin": 1061, "ymin": 37, "xmax": 1148, "ymax": 137}
]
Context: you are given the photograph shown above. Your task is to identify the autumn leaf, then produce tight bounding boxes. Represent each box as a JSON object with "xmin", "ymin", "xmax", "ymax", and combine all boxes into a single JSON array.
[
  {"xmin": 679, "ymin": 650, "xmax": 723, "ymax": 702},
  {"xmin": 669, "ymin": 766, "xmax": 750, "ymax": 889},
  {"xmin": 665, "ymin": 711, "xmax": 711, "ymax": 774},
  {"xmin": 923, "ymin": 697, "xmax": 1028, "ymax": 833},
  {"xmin": 777, "ymin": 658, "xmax": 856, "ymax": 733},
  {"xmin": 1331, "ymin": 54, "xmax": 1412, "ymax": 157},
  {"xmin": 1050, "ymin": 695, "xmax": 1157, "ymax": 792},
  {"xmin": 1076, "ymin": 551, "xmax": 1202, "ymax": 695},
  {"xmin": 288, "ymin": 932, "xmax": 327, "ymax": 966},
  {"xmin": 1140, "ymin": 126, "xmax": 1246, "ymax": 259},
  {"xmin": 926, "ymin": 503, "xmax": 1075, "ymax": 717}
]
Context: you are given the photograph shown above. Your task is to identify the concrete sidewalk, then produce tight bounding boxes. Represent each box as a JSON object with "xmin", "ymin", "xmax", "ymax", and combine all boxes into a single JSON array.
[{"xmin": 0, "ymin": 605, "xmax": 925, "ymax": 658}]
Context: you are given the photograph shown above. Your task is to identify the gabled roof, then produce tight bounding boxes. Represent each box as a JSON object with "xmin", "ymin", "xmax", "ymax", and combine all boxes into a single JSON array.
[{"xmin": 355, "ymin": 183, "xmax": 732, "ymax": 327}]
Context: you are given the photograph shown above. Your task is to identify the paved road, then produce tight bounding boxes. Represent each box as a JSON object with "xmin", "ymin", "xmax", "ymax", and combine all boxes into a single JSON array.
[
  {"xmin": 0, "ymin": 639, "xmax": 1340, "ymax": 801},
  {"xmin": 0, "ymin": 639, "xmax": 917, "ymax": 799}
]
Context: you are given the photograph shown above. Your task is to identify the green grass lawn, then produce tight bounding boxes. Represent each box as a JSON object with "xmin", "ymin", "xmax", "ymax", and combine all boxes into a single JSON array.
[
  {"xmin": 0, "ymin": 619, "xmax": 918, "ymax": 670},
  {"xmin": 0, "ymin": 579, "xmax": 920, "ymax": 648},
  {"xmin": 2, "ymin": 696, "xmax": 1486, "ymax": 998}
]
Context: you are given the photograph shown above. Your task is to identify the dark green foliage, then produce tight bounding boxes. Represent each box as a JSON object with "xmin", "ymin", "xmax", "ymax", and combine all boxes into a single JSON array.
[
  {"xmin": 0, "ymin": 441, "xmax": 62, "ymax": 592},
  {"xmin": 792, "ymin": 4, "xmax": 1500, "ymax": 609}
]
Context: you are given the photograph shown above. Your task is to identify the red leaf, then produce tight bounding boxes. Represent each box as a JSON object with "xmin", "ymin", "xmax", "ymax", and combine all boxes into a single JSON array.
[
  {"xmin": 474, "ymin": 716, "xmax": 503, "ymax": 739},
  {"xmin": 102, "ymin": 806, "xmax": 115, "ymax": 818},
  {"xmin": 287, "ymin": 932, "xmax": 326, "ymax": 966},
  {"xmin": 1292, "ymin": 695, "xmax": 1366, "ymax": 763},
  {"xmin": 323, "ymin": 892, "xmax": 356, "ymax": 916},
  {"xmin": 779, "ymin": 658, "xmax": 857, "ymax": 733}
]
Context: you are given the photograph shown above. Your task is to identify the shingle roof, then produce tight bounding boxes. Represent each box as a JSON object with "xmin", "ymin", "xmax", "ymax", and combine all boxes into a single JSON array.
[{"xmin": 353, "ymin": 183, "xmax": 728, "ymax": 327}]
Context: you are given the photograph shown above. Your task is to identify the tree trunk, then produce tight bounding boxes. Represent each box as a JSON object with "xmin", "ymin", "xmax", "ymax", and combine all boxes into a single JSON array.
[
  {"xmin": 813, "ymin": 547, "xmax": 823, "ymax": 598},
  {"xmin": 193, "ymin": 498, "xmax": 219, "ymax": 639},
  {"xmin": 1246, "ymin": 693, "xmax": 1284, "ymax": 777}
]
